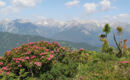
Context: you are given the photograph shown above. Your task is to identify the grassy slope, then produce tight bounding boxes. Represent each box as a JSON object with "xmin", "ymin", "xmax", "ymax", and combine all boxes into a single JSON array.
[
  {"xmin": 0, "ymin": 38, "xmax": 130, "ymax": 80},
  {"xmin": 74, "ymin": 51, "xmax": 130, "ymax": 80},
  {"xmin": 19, "ymin": 51, "xmax": 130, "ymax": 80}
]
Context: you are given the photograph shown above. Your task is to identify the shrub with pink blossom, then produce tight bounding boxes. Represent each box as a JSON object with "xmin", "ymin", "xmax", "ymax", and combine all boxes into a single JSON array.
[{"xmin": 0, "ymin": 41, "xmax": 88, "ymax": 79}]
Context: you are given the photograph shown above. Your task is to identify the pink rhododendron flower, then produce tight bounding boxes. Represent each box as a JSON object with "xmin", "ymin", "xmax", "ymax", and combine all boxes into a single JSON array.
[
  {"xmin": 47, "ymin": 58, "xmax": 51, "ymax": 61},
  {"xmin": 49, "ymin": 54, "xmax": 54, "ymax": 58},
  {"xmin": 18, "ymin": 64, "xmax": 22, "ymax": 67},
  {"xmin": 29, "ymin": 46, "xmax": 32, "ymax": 48},
  {"xmin": 45, "ymin": 49, "xmax": 49, "ymax": 52},
  {"xmin": 33, "ymin": 45, "xmax": 39, "ymax": 49},
  {"xmin": 54, "ymin": 42, "xmax": 60, "ymax": 47},
  {"xmin": 40, "ymin": 52, "xmax": 48, "ymax": 56},
  {"xmin": 31, "ymin": 56, "xmax": 36, "ymax": 59},
  {"xmin": 0, "ymin": 70, "xmax": 3, "ymax": 74},
  {"xmin": 18, "ymin": 58, "xmax": 25, "ymax": 62},
  {"xmin": 12, "ymin": 58, "xmax": 16, "ymax": 61},
  {"xmin": 48, "ymin": 43, "xmax": 52, "ymax": 45},
  {"xmin": 16, "ymin": 51, "xmax": 18, "ymax": 53},
  {"xmin": 24, "ymin": 48, "xmax": 27, "ymax": 50},
  {"xmin": 25, "ymin": 56, "xmax": 30, "ymax": 60},
  {"xmin": 35, "ymin": 46, "xmax": 39, "ymax": 49},
  {"xmin": 30, "ymin": 62, "xmax": 33, "ymax": 65},
  {"xmin": 45, "ymin": 41, "xmax": 49, "ymax": 43},
  {"xmin": 16, "ymin": 61, "xmax": 19, "ymax": 63},
  {"xmin": 40, "ymin": 56, "xmax": 45, "ymax": 60},
  {"xmin": 6, "ymin": 51, "xmax": 11, "ymax": 56},
  {"xmin": 62, "ymin": 47, "xmax": 66, "ymax": 50},
  {"xmin": 29, "ymin": 42, "xmax": 34, "ymax": 45},
  {"xmin": 0, "ymin": 57, "xmax": 3, "ymax": 60},
  {"xmin": 17, "ymin": 47, "xmax": 20, "ymax": 50},
  {"xmin": 2, "ymin": 67, "xmax": 7, "ymax": 70},
  {"xmin": 6, "ymin": 72, "xmax": 10, "ymax": 75},
  {"xmin": 85, "ymin": 53, "xmax": 89, "ymax": 56},
  {"xmin": 47, "ymin": 54, "xmax": 54, "ymax": 61},
  {"xmin": 80, "ymin": 48, "xmax": 84, "ymax": 51},
  {"xmin": 21, "ymin": 59, "xmax": 25, "ymax": 62},
  {"xmin": 39, "ymin": 53, "xmax": 43, "ymax": 56},
  {"xmin": 50, "ymin": 51, "xmax": 54, "ymax": 54},
  {"xmin": 0, "ymin": 62, "xmax": 3, "ymax": 65},
  {"xmin": 13, "ymin": 58, "xmax": 25, "ymax": 62},
  {"xmin": 34, "ymin": 62, "xmax": 41, "ymax": 67},
  {"xmin": 120, "ymin": 61, "xmax": 130, "ymax": 64},
  {"xmin": 26, "ymin": 51, "xmax": 31, "ymax": 55},
  {"xmin": 45, "ymin": 41, "xmax": 51, "ymax": 45}
]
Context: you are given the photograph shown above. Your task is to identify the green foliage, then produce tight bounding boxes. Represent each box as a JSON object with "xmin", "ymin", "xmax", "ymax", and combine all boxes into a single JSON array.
[
  {"xmin": 100, "ymin": 38, "xmax": 114, "ymax": 54},
  {"xmin": 100, "ymin": 24, "xmax": 127, "ymax": 57},
  {"xmin": 0, "ymin": 71, "xmax": 15, "ymax": 80},
  {"xmin": 108, "ymin": 46, "xmax": 114, "ymax": 54},
  {"xmin": 100, "ymin": 24, "xmax": 115, "ymax": 54},
  {"xmin": 101, "ymin": 38, "xmax": 109, "ymax": 53},
  {"xmin": 15, "ymin": 69, "xmax": 29, "ymax": 80},
  {"xmin": 0, "ymin": 41, "xmax": 88, "ymax": 80},
  {"xmin": 40, "ymin": 62, "xmax": 77, "ymax": 80},
  {"xmin": 103, "ymin": 24, "xmax": 111, "ymax": 37},
  {"xmin": 117, "ymin": 26, "xmax": 123, "ymax": 36}
]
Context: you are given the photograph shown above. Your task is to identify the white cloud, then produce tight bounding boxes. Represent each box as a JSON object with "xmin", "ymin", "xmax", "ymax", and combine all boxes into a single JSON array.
[
  {"xmin": 83, "ymin": 0, "xmax": 117, "ymax": 15},
  {"xmin": 0, "ymin": 0, "xmax": 6, "ymax": 8},
  {"xmin": 118, "ymin": 14, "xmax": 129, "ymax": 18},
  {"xmin": 83, "ymin": 3, "xmax": 97, "ymax": 14},
  {"xmin": 115, "ymin": 14, "xmax": 130, "ymax": 22},
  {"xmin": 11, "ymin": 0, "xmax": 42, "ymax": 8},
  {"xmin": 0, "ymin": 0, "xmax": 42, "ymax": 15},
  {"xmin": 34, "ymin": 16, "xmax": 65, "ymax": 28},
  {"xmin": 0, "ymin": 6, "xmax": 19, "ymax": 15},
  {"xmin": 111, "ymin": 14, "xmax": 130, "ymax": 20},
  {"xmin": 65, "ymin": 0, "xmax": 80, "ymax": 8},
  {"xmin": 103, "ymin": 14, "xmax": 130, "ymax": 24},
  {"xmin": 100, "ymin": 0, "xmax": 111, "ymax": 11}
]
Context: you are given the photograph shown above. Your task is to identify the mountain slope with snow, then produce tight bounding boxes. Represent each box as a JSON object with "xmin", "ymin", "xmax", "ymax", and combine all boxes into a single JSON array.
[{"xmin": 0, "ymin": 19, "xmax": 130, "ymax": 47}]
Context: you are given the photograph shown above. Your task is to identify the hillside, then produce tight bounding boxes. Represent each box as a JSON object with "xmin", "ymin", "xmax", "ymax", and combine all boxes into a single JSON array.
[
  {"xmin": 0, "ymin": 40, "xmax": 129, "ymax": 80},
  {"xmin": 0, "ymin": 32, "xmax": 97, "ymax": 56}
]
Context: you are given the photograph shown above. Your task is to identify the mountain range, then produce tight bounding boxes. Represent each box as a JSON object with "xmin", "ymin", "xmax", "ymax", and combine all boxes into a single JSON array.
[{"xmin": 0, "ymin": 19, "xmax": 130, "ymax": 47}]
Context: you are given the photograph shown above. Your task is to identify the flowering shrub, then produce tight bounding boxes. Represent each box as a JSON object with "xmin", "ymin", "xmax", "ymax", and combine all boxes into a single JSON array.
[
  {"xmin": 0, "ymin": 41, "xmax": 88, "ymax": 79},
  {"xmin": 120, "ymin": 61, "xmax": 130, "ymax": 64}
]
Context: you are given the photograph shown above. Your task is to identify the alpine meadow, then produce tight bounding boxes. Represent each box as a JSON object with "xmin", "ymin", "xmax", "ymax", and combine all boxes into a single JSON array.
[{"xmin": 0, "ymin": 0, "xmax": 130, "ymax": 80}]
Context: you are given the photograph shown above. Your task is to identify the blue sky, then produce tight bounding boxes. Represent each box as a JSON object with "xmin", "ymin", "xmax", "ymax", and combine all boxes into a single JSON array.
[{"xmin": 0, "ymin": 0, "xmax": 129, "ymax": 21}]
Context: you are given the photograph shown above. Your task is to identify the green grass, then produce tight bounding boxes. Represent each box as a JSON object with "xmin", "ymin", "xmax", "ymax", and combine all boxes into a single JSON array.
[{"xmin": 73, "ymin": 52, "xmax": 130, "ymax": 80}]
